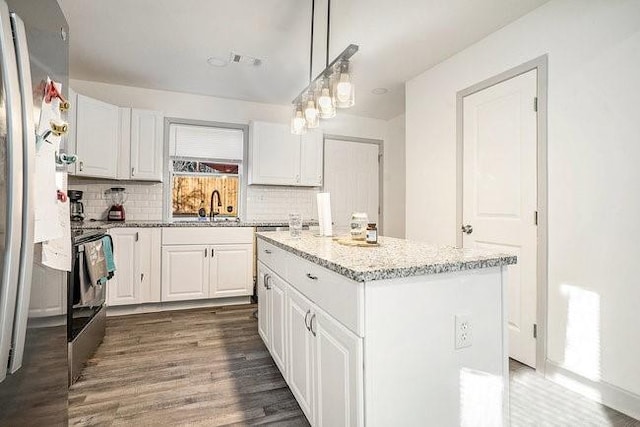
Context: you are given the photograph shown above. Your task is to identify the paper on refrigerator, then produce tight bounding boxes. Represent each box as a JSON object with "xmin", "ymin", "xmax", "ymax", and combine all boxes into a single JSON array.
[{"xmin": 41, "ymin": 173, "xmax": 71, "ymax": 271}]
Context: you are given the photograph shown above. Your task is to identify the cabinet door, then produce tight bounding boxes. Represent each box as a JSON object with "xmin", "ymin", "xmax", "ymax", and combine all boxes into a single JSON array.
[
  {"xmin": 130, "ymin": 108, "xmax": 164, "ymax": 181},
  {"xmin": 300, "ymin": 129, "xmax": 323, "ymax": 186},
  {"xmin": 250, "ymin": 121, "xmax": 301, "ymax": 185},
  {"xmin": 29, "ymin": 263, "xmax": 66, "ymax": 317},
  {"xmin": 107, "ymin": 229, "xmax": 139, "ymax": 306},
  {"xmin": 270, "ymin": 273, "xmax": 288, "ymax": 376},
  {"xmin": 313, "ymin": 309, "xmax": 364, "ymax": 427},
  {"xmin": 75, "ymin": 94, "xmax": 119, "ymax": 178},
  {"xmin": 138, "ymin": 228, "xmax": 162, "ymax": 303},
  {"xmin": 161, "ymin": 245, "xmax": 209, "ymax": 301},
  {"xmin": 257, "ymin": 263, "xmax": 271, "ymax": 347},
  {"xmin": 287, "ymin": 287, "xmax": 315, "ymax": 423},
  {"xmin": 209, "ymin": 244, "xmax": 253, "ymax": 298}
]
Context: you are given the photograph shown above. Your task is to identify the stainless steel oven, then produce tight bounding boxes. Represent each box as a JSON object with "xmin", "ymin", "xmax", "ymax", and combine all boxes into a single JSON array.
[{"xmin": 67, "ymin": 229, "xmax": 110, "ymax": 384}]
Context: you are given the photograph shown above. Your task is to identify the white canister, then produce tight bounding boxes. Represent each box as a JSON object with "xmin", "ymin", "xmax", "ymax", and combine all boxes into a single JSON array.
[{"xmin": 350, "ymin": 212, "xmax": 369, "ymax": 240}]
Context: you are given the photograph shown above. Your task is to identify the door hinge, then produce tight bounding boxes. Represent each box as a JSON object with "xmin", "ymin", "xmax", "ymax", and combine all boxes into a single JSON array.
[
  {"xmin": 534, "ymin": 210, "xmax": 538, "ymax": 226},
  {"xmin": 378, "ymin": 154, "xmax": 382, "ymax": 163},
  {"xmin": 533, "ymin": 97, "xmax": 538, "ymax": 112},
  {"xmin": 533, "ymin": 323, "xmax": 538, "ymax": 339}
]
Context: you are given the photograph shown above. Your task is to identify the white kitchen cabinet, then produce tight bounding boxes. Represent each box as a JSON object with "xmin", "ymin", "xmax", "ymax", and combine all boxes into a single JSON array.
[
  {"xmin": 162, "ymin": 245, "xmax": 210, "ymax": 302},
  {"xmin": 300, "ymin": 130, "xmax": 323, "ymax": 186},
  {"xmin": 75, "ymin": 94, "xmax": 120, "ymax": 178},
  {"xmin": 209, "ymin": 244, "xmax": 253, "ymax": 298},
  {"xmin": 250, "ymin": 121, "xmax": 300, "ymax": 185},
  {"xmin": 313, "ymin": 309, "xmax": 363, "ymax": 427},
  {"xmin": 249, "ymin": 121, "xmax": 323, "ymax": 186},
  {"xmin": 161, "ymin": 228, "xmax": 254, "ymax": 303},
  {"xmin": 257, "ymin": 264, "xmax": 271, "ymax": 347},
  {"xmin": 107, "ymin": 228, "xmax": 161, "ymax": 306},
  {"xmin": 29, "ymin": 262, "xmax": 67, "ymax": 318},
  {"xmin": 129, "ymin": 108, "xmax": 164, "ymax": 181},
  {"xmin": 287, "ymin": 286, "xmax": 316, "ymax": 423}
]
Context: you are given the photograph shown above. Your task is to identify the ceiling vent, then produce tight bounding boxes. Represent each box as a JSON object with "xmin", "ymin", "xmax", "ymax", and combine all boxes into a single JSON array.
[{"xmin": 231, "ymin": 52, "xmax": 262, "ymax": 67}]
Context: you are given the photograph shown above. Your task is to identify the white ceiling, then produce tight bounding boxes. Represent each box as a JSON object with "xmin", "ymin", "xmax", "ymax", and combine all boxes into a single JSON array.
[{"xmin": 58, "ymin": 0, "xmax": 549, "ymax": 120}]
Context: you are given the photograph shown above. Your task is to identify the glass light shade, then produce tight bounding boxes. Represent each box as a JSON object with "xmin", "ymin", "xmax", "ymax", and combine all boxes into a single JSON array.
[
  {"xmin": 291, "ymin": 109, "xmax": 307, "ymax": 135},
  {"xmin": 333, "ymin": 65, "xmax": 355, "ymax": 108},
  {"xmin": 317, "ymin": 87, "xmax": 336, "ymax": 119},
  {"xmin": 304, "ymin": 99, "xmax": 320, "ymax": 128}
]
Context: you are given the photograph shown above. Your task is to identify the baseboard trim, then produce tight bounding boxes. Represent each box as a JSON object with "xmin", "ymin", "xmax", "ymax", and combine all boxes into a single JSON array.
[
  {"xmin": 544, "ymin": 360, "xmax": 640, "ymax": 421},
  {"xmin": 106, "ymin": 297, "xmax": 252, "ymax": 317}
]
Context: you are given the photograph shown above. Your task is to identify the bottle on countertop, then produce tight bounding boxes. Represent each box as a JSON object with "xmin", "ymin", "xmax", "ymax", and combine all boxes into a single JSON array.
[{"xmin": 366, "ymin": 223, "xmax": 378, "ymax": 244}]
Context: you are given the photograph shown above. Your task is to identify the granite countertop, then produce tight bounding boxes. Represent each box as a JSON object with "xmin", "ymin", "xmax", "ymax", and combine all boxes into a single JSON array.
[
  {"xmin": 256, "ymin": 231, "xmax": 517, "ymax": 282},
  {"xmin": 72, "ymin": 219, "xmax": 317, "ymax": 230}
]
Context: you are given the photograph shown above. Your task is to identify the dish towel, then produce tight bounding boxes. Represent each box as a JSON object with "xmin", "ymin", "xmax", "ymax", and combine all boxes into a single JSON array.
[
  {"xmin": 84, "ymin": 239, "xmax": 108, "ymax": 286},
  {"xmin": 100, "ymin": 235, "xmax": 116, "ymax": 285}
]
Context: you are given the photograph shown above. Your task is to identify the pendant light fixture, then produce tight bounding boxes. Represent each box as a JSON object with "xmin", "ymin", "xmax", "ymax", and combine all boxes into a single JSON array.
[{"xmin": 291, "ymin": 0, "xmax": 358, "ymax": 133}]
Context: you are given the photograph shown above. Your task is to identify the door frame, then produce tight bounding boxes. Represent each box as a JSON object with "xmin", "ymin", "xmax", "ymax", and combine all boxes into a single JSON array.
[
  {"xmin": 323, "ymin": 135, "xmax": 384, "ymax": 234},
  {"xmin": 455, "ymin": 55, "xmax": 548, "ymax": 372}
]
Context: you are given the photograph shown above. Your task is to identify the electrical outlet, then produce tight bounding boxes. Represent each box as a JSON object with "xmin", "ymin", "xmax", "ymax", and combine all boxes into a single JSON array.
[{"xmin": 455, "ymin": 314, "xmax": 473, "ymax": 349}]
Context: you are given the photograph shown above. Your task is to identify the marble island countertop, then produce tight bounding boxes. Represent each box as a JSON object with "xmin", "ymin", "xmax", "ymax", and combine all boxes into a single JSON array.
[
  {"xmin": 257, "ymin": 231, "xmax": 517, "ymax": 282},
  {"xmin": 72, "ymin": 219, "xmax": 317, "ymax": 230}
]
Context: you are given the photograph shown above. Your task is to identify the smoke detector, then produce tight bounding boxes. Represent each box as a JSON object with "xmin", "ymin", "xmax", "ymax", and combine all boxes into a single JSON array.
[{"xmin": 230, "ymin": 52, "xmax": 263, "ymax": 67}]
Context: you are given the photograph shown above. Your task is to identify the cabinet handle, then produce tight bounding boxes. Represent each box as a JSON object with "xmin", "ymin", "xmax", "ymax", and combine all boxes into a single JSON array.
[
  {"xmin": 304, "ymin": 310, "xmax": 311, "ymax": 331},
  {"xmin": 140, "ymin": 273, "xmax": 144, "ymax": 282},
  {"xmin": 131, "ymin": 167, "xmax": 135, "ymax": 176},
  {"xmin": 211, "ymin": 248, "xmax": 214, "ymax": 257},
  {"xmin": 264, "ymin": 249, "xmax": 272, "ymax": 254},
  {"xmin": 79, "ymin": 161, "xmax": 83, "ymax": 171},
  {"xmin": 204, "ymin": 248, "xmax": 207, "ymax": 257},
  {"xmin": 264, "ymin": 274, "xmax": 271, "ymax": 290},
  {"xmin": 296, "ymin": 175, "xmax": 300, "ymax": 182},
  {"xmin": 306, "ymin": 273, "xmax": 318, "ymax": 280},
  {"xmin": 135, "ymin": 232, "xmax": 139, "ymax": 242},
  {"xmin": 310, "ymin": 313, "xmax": 317, "ymax": 337}
]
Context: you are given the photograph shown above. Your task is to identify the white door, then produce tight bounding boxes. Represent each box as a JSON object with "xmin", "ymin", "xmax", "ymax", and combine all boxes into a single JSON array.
[
  {"xmin": 130, "ymin": 108, "xmax": 164, "ymax": 181},
  {"xmin": 287, "ymin": 287, "xmax": 315, "ymax": 423},
  {"xmin": 314, "ymin": 308, "xmax": 364, "ymax": 427},
  {"xmin": 324, "ymin": 139, "xmax": 380, "ymax": 230},
  {"xmin": 270, "ymin": 273, "xmax": 288, "ymax": 375},
  {"xmin": 107, "ymin": 229, "xmax": 139, "ymax": 306},
  {"xmin": 250, "ymin": 121, "xmax": 301, "ymax": 185},
  {"xmin": 462, "ymin": 69, "xmax": 538, "ymax": 367},
  {"xmin": 75, "ymin": 94, "xmax": 119, "ymax": 178},
  {"xmin": 257, "ymin": 263, "xmax": 271, "ymax": 347},
  {"xmin": 209, "ymin": 244, "xmax": 252, "ymax": 298},
  {"xmin": 161, "ymin": 245, "xmax": 209, "ymax": 301},
  {"xmin": 300, "ymin": 129, "xmax": 323, "ymax": 186}
]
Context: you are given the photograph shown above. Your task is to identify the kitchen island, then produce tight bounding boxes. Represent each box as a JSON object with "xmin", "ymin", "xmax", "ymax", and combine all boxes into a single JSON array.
[{"xmin": 256, "ymin": 231, "xmax": 516, "ymax": 427}]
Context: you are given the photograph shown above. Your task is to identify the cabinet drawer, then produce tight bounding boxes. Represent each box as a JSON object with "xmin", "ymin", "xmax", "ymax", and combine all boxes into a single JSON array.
[
  {"xmin": 257, "ymin": 239, "xmax": 289, "ymax": 280},
  {"xmin": 162, "ymin": 227, "xmax": 253, "ymax": 245},
  {"xmin": 288, "ymin": 257, "xmax": 364, "ymax": 337}
]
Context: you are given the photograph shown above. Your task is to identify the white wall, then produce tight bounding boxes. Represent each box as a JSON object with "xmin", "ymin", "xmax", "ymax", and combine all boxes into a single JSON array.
[
  {"xmin": 383, "ymin": 114, "xmax": 406, "ymax": 238},
  {"xmin": 70, "ymin": 79, "xmax": 405, "ymax": 230},
  {"xmin": 405, "ymin": 0, "xmax": 640, "ymax": 416}
]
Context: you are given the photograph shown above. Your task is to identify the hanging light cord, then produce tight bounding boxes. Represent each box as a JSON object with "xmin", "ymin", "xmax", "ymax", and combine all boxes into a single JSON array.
[
  {"xmin": 309, "ymin": 0, "xmax": 315, "ymax": 84},
  {"xmin": 326, "ymin": 0, "xmax": 331, "ymax": 68}
]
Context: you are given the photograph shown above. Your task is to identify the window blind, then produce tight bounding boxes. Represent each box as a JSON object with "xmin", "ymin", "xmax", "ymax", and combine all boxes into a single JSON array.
[{"xmin": 169, "ymin": 124, "xmax": 243, "ymax": 161}]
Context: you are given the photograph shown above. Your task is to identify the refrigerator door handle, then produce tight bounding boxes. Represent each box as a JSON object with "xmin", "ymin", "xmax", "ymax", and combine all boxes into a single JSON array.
[
  {"xmin": 0, "ymin": 0, "xmax": 25, "ymax": 383},
  {"xmin": 8, "ymin": 11, "xmax": 36, "ymax": 374}
]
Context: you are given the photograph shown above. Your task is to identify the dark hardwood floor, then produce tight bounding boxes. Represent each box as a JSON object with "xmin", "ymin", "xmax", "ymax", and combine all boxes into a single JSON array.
[
  {"xmin": 70, "ymin": 305, "xmax": 640, "ymax": 426},
  {"xmin": 69, "ymin": 305, "xmax": 309, "ymax": 426}
]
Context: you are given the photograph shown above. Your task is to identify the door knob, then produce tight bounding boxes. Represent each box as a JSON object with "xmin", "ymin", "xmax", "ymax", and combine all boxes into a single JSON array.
[{"xmin": 461, "ymin": 225, "xmax": 473, "ymax": 235}]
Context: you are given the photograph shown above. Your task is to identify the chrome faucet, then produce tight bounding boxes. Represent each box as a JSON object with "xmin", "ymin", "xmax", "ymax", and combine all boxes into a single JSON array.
[{"xmin": 210, "ymin": 190, "xmax": 222, "ymax": 219}]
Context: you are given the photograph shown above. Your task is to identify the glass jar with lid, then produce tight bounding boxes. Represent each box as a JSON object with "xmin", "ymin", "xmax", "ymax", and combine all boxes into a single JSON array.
[{"xmin": 350, "ymin": 212, "xmax": 369, "ymax": 240}]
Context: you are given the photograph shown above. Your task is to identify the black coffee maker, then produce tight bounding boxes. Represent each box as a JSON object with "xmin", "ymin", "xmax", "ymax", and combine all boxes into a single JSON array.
[{"xmin": 68, "ymin": 190, "xmax": 85, "ymax": 222}]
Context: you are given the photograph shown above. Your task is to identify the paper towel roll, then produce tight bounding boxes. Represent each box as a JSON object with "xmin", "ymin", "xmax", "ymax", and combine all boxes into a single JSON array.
[
  {"xmin": 317, "ymin": 192, "xmax": 333, "ymax": 236},
  {"xmin": 316, "ymin": 193, "xmax": 325, "ymax": 236}
]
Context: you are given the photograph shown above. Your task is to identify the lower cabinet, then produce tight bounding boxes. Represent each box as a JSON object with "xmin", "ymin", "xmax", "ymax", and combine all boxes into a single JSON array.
[
  {"xmin": 162, "ymin": 242, "xmax": 253, "ymax": 302},
  {"xmin": 258, "ymin": 261, "xmax": 363, "ymax": 427},
  {"xmin": 107, "ymin": 228, "xmax": 161, "ymax": 306}
]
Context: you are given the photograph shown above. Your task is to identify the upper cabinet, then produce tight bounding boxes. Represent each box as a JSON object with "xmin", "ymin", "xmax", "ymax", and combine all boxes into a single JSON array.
[
  {"xmin": 129, "ymin": 109, "xmax": 164, "ymax": 181},
  {"xmin": 249, "ymin": 121, "xmax": 323, "ymax": 187},
  {"xmin": 69, "ymin": 91, "xmax": 164, "ymax": 182},
  {"xmin": 74, "ymin": 94, "xmax": 120, "ymax": 178}
]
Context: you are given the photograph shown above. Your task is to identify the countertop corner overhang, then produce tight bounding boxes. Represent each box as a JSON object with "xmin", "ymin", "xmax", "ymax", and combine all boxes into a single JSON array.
[
  {"xmin": 256, "ymin": 231, "xmax": 517, "ymax": 282},
  {"xmin": 71, "ymin": 219, "xmax": 318, "ymax": 230}
]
